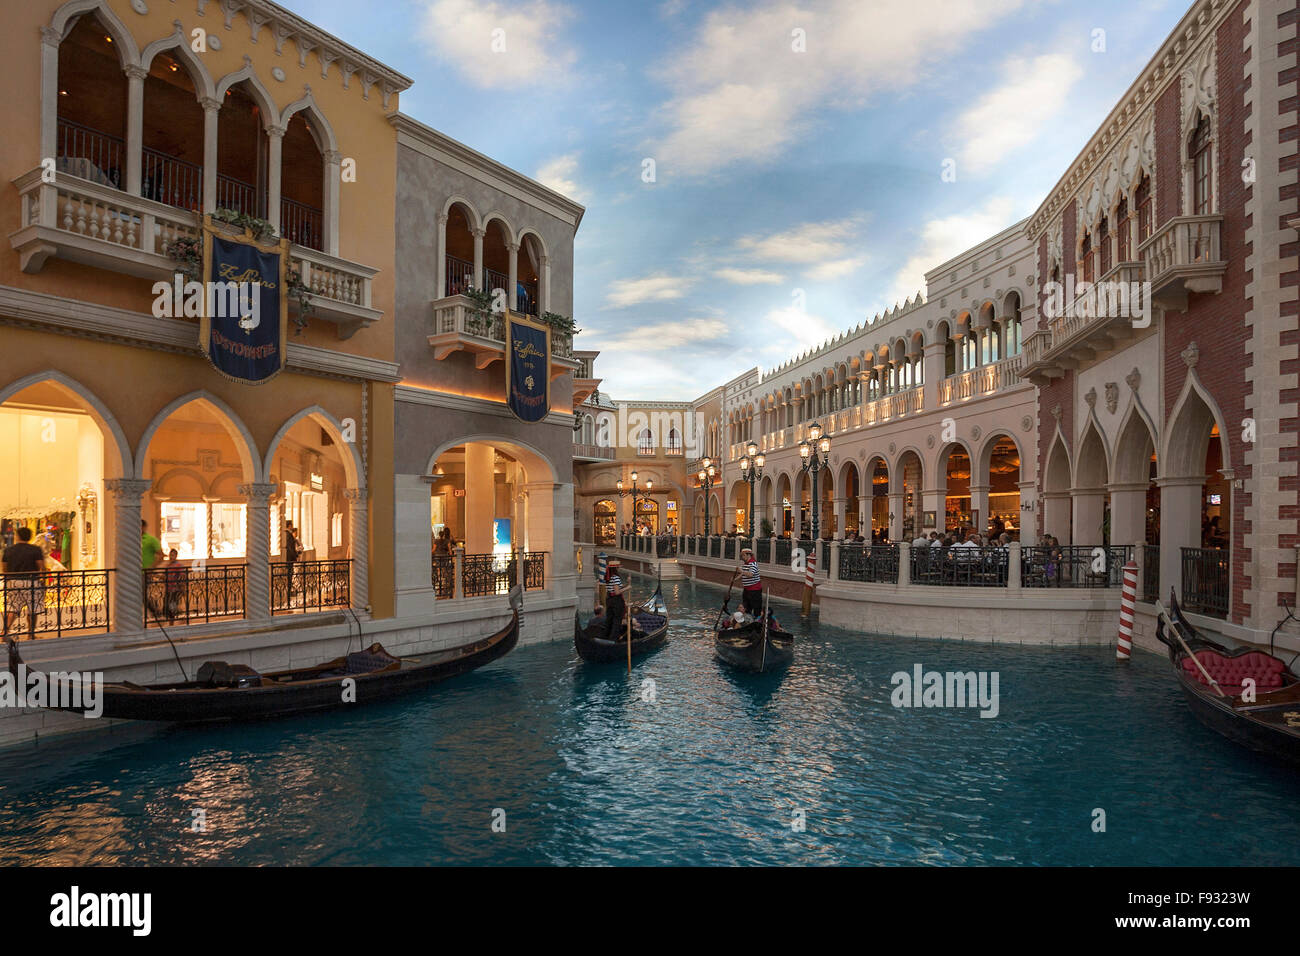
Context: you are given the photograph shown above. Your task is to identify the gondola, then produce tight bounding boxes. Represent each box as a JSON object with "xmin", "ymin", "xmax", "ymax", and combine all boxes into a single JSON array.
[
  {"xmin": 715, "ymin": 612, "xmax": 794, "ymax": 673},
  {"xmin": 574, "ymin": 584, "xmax": 669, "ymax": 663},
  {"xmin": 8, "ymin": 592, "xmax": 521, "ymax": 723},
  {"xmin": 1156, "ymin": 591, "xmax": 1300, "ymax": 767}
]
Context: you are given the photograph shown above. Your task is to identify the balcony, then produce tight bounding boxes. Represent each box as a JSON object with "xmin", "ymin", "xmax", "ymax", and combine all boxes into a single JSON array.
[
  {"xmin": 428, "ymin": 294, "xmax": 580, "ymax": 375},
  {"xmin": 9, "ymin": 166, "xmax": 381, "ymax": 338},
  {"xmin": 862, "ymin": 385, "xmax": 923, "ymax": 426},
  {"xmin": 1138, "ymin": 215, "xmax": 1226, "ymax": 311},
  {"xmin": 573, "ymin": 442, "xmax": 616, "ymax": 462},
  {"xmin": 1019, "ymin": 261, "xmax": 1146, "ymax": 385},
  {"xmin": 938, "ymin": 354, "xmax": 1026, "ymax": 405}
]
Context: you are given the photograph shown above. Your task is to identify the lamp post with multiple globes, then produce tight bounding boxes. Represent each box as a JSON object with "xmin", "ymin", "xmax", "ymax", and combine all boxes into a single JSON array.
[
  {"xmin": 696, "ymin": 458, "xmax": 717, "ymax": 536},
  {"xmin": 736, "ymin": 442, "xmax": 765, "ymax": 538},
  {"xmin": 616, "ymin": 471, "xmax": 653, "ymax": 538},
  {"xmin": 798, "ymin": 422, "xmax": 832, "ymax": 541}
]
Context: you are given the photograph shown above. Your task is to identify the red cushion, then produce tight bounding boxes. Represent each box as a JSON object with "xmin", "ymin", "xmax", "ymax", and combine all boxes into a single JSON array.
[{"xmin": 1181, "ymin": 649, "xmax": 1287, "ymax": 693}]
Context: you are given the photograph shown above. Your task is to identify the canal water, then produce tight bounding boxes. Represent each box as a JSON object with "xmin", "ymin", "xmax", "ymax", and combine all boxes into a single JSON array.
[{"xmin": 0, "ymin": 573, "xmax": 1296, "ymax": 866}]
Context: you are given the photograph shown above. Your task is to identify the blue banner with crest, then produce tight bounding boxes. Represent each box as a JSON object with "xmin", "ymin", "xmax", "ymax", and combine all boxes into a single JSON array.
[
  {"xmin": 506, "ymin": 315, "xmax": 551, "ymax": 422},
  {"xmin": 200, "ymin": 221, "xmax": 289, "ymax": 384}
]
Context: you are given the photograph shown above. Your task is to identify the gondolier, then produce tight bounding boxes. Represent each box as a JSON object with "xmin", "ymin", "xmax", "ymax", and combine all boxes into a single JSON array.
[
  {"xmin": 738, "ymin": 548, "xmax": 762, "ymax": 616},
  {"xmin": 604, "ymin": 559, "xmax": 627, "ymax": 640}
]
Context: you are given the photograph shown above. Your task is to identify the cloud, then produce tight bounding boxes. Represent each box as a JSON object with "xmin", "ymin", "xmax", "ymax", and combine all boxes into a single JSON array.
[
  {"xmin": 593, "ymin": 317, "xmax": 729, "ymax": 351},
  {"xmin": 649, "ymin": 0, "xmax": 1027, "ymax": 175},
  {"xmin": 604, "ymin": 273, "xmax": 696, "ymax": 308},
  {"xmin": 762, "ymin": 305, "xmax": 839, "ymax": 351},
  {"xmin": 954, "ymin": 53, "xmax": 1084, "ymax": 175},
  {"xmin": 879, "ymin": 196, "xmax": 1020, "ymax": 311},
  {"xmin": 418, "ymin": 0, "xmax": 577, "ymax": 88},
  {"xmin": 735, "ymin": 219, "xmax": 861, "ymax": 265},
  {"xmin": 715, "ymin": 266, "xmax": 784, "ymax": 285},
  {"xmin": 535, "ymin": 154, "xmax": 584, "ymax": 201},
  {"xmin": 805, "ymin": 256, "xmax": 867, "ymax": 281}
]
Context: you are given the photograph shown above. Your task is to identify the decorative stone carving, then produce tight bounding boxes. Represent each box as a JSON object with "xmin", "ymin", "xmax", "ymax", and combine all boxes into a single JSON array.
[
  {"xmin": 1104, "ymin": 382, "xmax": 1119, "ymax": 414},
  {"xmin": 130, "ymin": 0, "xmax": 149, "ymax": 13},
  {"xmin": 1051, "ymin": 403, "xmax": 1062, "ymax": 423},
  {"xmin": 970, "ymin": 425, "xmax": 982, "ymax": 441},
  {"xmin": 888, "ymin": 442, "xmax": 897, "ymax": 455},
  {"xmin": 1182, "ymin": 39, "xmax": 1217, "ymax": 138},
  {"xmin": 926, "ymin": 434, "xmax": 936, "ymax": 449},
  {"xmin": 1084, "ymin": 387, "xmax": 1097, "ymax": 409},
  {"xmin": 1021, "ymin": 416, "xmax": 1033, "ymax": 432},
  {"xmin": 1126, "ymin": 367, "xmax": 1141, "ymax": 392},
  {"xmin": 1182, "ymin": 342, "xmax": 1199, "ymax": 368}
]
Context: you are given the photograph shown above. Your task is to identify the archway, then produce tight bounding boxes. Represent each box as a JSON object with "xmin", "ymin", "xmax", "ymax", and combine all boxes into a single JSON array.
[
  {"xmin": 941, "ymin": 443, "xmax": 972, "ymax": 532},
  {"xmin": 444, "ymin": 201, "xmax": 477, "ymax": 297},
  {"xmin": 216, "ymin": 80, "xmax": 270, "ymax": 216},
  {"xmin": 1163, "ymin": 386, "xmax": 1230, "ymax": 616},
  {"xmin": 141, "ymin": 47, "xmax": 205, "ymax": 210},
  {"xmin": 839, "ymin": 461, "xmax": 860, "ymax": 537},
  {"xmin": 777, "ymin": 473, "xmax": 793, "ymax": 536},
  {"xmin": 1112, "ymin": 408, "xmax": 1158, "ymax": 548},
  {"xmin": 898, "ymin": 450, "xmax": 922, "ymax": 543},
  {"xmin": 1074, "ymin": 422, "xmax": 1110, "ymax": 545},
  {"xmin": 982, "ymin": 434, "xmax": 1021, "ymax": 539},
  {"xmin": 55, "ymin": 10, "xmax": 129, "ymax": 191},
  {"xmin": 865, "ymin": 456, "xmax": 889, "ymax": 538}
]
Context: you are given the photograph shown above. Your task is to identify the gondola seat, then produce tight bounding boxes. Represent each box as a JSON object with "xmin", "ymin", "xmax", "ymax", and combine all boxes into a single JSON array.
[
  {"xmin": 1180, "ymin": 649, "xmax": 1287, "ymax": 695},
  {"xmin": 345, "ymin": 645, "xmax": 400, "ymax": 675}
]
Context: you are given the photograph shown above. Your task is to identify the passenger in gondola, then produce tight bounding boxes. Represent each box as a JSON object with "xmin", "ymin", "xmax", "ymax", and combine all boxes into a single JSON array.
[
  {"xmin": 603, "ymin": 561, "xmax": 627, "ymax": 640},
  {"xmin": 737, "ymin": 547, "xmax": 762, "ymax": 616}
]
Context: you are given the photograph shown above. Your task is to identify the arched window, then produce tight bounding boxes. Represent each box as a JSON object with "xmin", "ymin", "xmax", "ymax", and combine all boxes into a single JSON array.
[
  {"xmin": 667, "ymin": 427, "xmax": 682, "ymax": 455},
  {"xmin": 1080, "ymin": 229, "xmax": 1094, "ymax": 283},
  {"xmin": 1098, "ymin": 216, "xmax": 1110, "ymax": 276},
  {"xmin": 1190, "ymin": 114, "xmax": 1212, "ymax": 215},
  {"xmin": 637, "ymin": 428, "xmax": 654, "ymax": 456},
  {"xmin": 56, "ymin": 13, "xmax": 128, "ymax": 190},
  {"xmin": 1116, "ymin": 196, "xmax": 1131, "ymax": 262},
  {"xmin": 1135, "ymin": 174, "xmax": 1152, "ymax": 245}
]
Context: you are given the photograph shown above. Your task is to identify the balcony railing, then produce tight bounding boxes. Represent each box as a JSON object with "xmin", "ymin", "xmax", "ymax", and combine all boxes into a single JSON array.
[
  {"xmin": 1142, "ymin": 545, "xmax": 1160, "ymax": 604},
  {"xmin": 1140, "ymin": 215, "xmax": 1226, "ymax": 309},
  {"xmin": 1, "ymin": 569, "xmax": 112, "ymax": 639},
  {"xmin": 144, "ymin": 564, "xmax": 246, "ymax": 626},
  {"xmin": 216, "ymin": 173, "xmax": 264, "ymax": 218},
  {"xmin": 446, "ymin": 254, "xmax": 474, "ymax": 297},
  {"xmin": 573, "ymin": 442, "xmax": 616, "ymax": 460},
  {"xmin": 10, "ymin": 166, "xmax": 381, "ymax": 336},
  {"xmin": 1021, "ymin": 546, "xmax": 1132, "ymax": 588},
  {"xmin": 270, "ymin": 559, "xmax": 351, "ymax": 614},
  {"xmin": 280, "ymin": 196, "xmax": 324, "ymax": 252},
  {"xmin": 432, "ymin": 551, "xmax": 547, "ymax": 598},
  {"xmin": 142, "ymin": 146, "xmax": 201, "ymax": 212},
  {"xmin": 56, "ymin": 118, "xmax": 124, "ymax": 189},
  {"xmin": 1181, "ymin": 547, "xmax": 1228, "ymax": 619},
  {"xmin": 862, "ymin": 385, "xmax": 923, "ymax": 426},
  {"xmin": 938, "ymin": 354, "xmax": 1026, "ymax": 405},
  {"xmin": 484, "ymin": 267, "xmax": 510, "ymax": 296},
  {"xmin": 840, "ymin": 545, "xmax": 899, "ymax": 583},
  {"xmin": 428, "ymin": 294, "xmax": 579, "ymax": 369}
]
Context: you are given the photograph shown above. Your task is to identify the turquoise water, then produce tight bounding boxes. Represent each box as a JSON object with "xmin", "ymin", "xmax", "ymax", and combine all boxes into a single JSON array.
[{"xmin": 0, "ymin": 574, "xmax": 1296, "ymax": 866}]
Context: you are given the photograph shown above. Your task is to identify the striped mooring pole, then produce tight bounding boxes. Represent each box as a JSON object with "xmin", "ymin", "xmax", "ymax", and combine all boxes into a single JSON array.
[
  {"xmin": 800, "ymin": 545, "xmax": 818, "ymax": 616},
  {"xmin": 1117, "ymin": 561, "xmax": 1138, "ymax": 660}
]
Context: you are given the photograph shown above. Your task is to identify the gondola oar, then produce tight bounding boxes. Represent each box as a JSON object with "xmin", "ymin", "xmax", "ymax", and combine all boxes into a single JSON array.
[
  {"xmin": 626, "ymin": 582, "xmax": 633, "ymax": 676},
  {"xmin": 1155, "ymin": 599, "xmax": 1227, "ymax": 698},
  {"xmin": 759, "ymin": 588, "xmax": 770, "ymax": 672},
  {"xmin": 712, "ymin": 569, "xmax": 740, "ymax": 634}
]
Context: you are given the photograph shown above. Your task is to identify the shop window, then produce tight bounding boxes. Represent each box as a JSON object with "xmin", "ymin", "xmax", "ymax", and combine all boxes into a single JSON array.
[{"xmin": 161, "ymin": 502, "xmax": 246, "ymax": 560}]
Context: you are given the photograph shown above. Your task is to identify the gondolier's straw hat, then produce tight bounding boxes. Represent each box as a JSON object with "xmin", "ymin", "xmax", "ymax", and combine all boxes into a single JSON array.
[{"xmin": 741, "ymin": 548, "xmax": 754, "ymax": 557}]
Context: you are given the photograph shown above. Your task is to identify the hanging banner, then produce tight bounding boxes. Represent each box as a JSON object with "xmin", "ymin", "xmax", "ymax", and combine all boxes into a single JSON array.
[
  {"xmin": 199, "ymin": 218, "xmax": 289, "ymax": 384},
  {"xmin": 506, "ymin": 313, "xmax": 551, "ymax": 423}
]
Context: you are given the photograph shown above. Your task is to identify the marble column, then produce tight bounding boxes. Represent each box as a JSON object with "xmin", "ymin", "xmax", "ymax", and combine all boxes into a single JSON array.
[
  {"xmin": 324, "ymin": 149, "xmax": 341, "ymax": 256},
  {"xmin": 266, "ymin": 125, "xmax": 285, "ymax": 231},
  {"xmin": 239, "ymin": 482, "xmax": 277, "ymax": 621},
  {"xmin": 506, "ymin": 241, "xmax": 519, "ymax": 312},
  {"xmin": 125, "ymin": 65, "xmax": 146, "ymax": 195},
  {"xmin": 201, "ymin": 96, "xmax": 220, "ymax": 215},
  {"xmin": 104, "ymin": 477, "xmax": 153, "ymax": 636},
  {"xmin": 434, "ymin": 213, "xmax": 449, "ymax": 298},
  {"xmin": 1158, "ymin": 477, "xmax": 1205, "ymax": 611},
  {"xmin": 393, "ymin": 474, "xmax": 435, "ymax": 617},
  {"xmin": 472, "ymin": 228, "xmax": 485, "ymax": 290},
  {"xmin": 345, "ymin": 486, "xmax": 369, "ymax": 611}
]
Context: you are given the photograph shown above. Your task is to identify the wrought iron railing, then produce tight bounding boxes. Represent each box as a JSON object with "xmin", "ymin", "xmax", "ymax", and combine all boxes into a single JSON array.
[
  {"xmin": 216, "ymin": 173, "xmax": 263, "ymax": 218},
  {"xmin": 656, "ymin": 536, "xmax": 677, "ymax": 558},
  {"xmin": 1181, "ymin": 547, "xmax": 1228, "ymax": 618},
  {"xmin": 483, "ymin": 267, "xmax": 510, "ymax": 297},
  {"xmin": 280, "ymin": 196, "xmax": 323, "ymax": 252},
  {"xmin": 775, "ymin": 538, "xmax": 793, "ymax": 567},
  {"xmin": 432, "ymin": 555, "xmax": 456, "ymax": 597},
  {"xmin": 446, "ymin": 254, "xmax": 474, "ymax": 297},
  {"xmin": 723, "ymin": 537, "xmax": 736, "ymax": 560},
  {"xmin": 1, "ymin": 569, "xmax": 112, "ymax": 639},
  {"xmin": 142, "ymin": 146, "xmax": 201, "ymax": 211},
  {"xmin": 145, "ymin": 564, "xmax": 246, "ymax": 626},
  {"xmin": 56, "ymin": 118, "xmax": 124, "ymax": 188},
  {"xmin": 1021, "ymin": 545, "xmax": 1133, "ymax": 588},
  {"xmin": 1142, "ymin": 545, "xmax": 1160, "ymax": 603},
  {"xmin": 840, "ymin": 545, "xmax": 899, "ymax": 583},
  {"xmin": 756, "ymin": 538, "xmax": 771, "ymax": 563},
  {"xmin": 270, "ymin": 559, "xmax": 350, "ymax": 614},
  {"xmin": 442, "ymin": 552, "xmax": 547, "ymax": 598},
  {"xmin": 912, "ymin": 546, "xmax": 1010, "ymax": 587}
]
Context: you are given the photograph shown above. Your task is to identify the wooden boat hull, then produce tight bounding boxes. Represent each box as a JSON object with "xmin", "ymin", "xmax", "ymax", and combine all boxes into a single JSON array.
[
  {"xmin": 715, "ymin": 621, "xmax": 794, "ymax": 673},
  {"xmin": 44, "ymin": 611, "xmax": 519, "ymax": 723},
  {"xmin": 574, "ymin": 610, "xmax": 668, "ymax": 663},
  {"xmin": 1157, "ymin": 595, "xmax": 1300, "ymax": 767}
]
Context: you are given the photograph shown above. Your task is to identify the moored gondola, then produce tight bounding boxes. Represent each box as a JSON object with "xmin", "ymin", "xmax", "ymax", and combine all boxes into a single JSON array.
[
  {"xmin": 574, "ymin": 584, "xmax": 669, "ymax": 663},
  {"xmin": 1156, "ymin": 591, "xmax": 1300, "ymax": 767},
  {"xmin": 8, "ymin": 590, "xmax": 522, "ymax": 723}
]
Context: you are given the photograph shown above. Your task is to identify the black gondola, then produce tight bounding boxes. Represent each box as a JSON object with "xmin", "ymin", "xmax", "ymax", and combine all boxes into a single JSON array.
[
  {"xmin": 1156, "ymin": 591, "xmax": 1300, "ymax": 767},
  {"xmin": 715, "ymin": 612, "xmax": 794, "ymax": 673},
  {"xmin": 574, "ymin": 586, "xmax": 668, "ymax": 663},
  {"xmin": 9, "ymin": 596, "xmax": 521, "ymax": 724}
]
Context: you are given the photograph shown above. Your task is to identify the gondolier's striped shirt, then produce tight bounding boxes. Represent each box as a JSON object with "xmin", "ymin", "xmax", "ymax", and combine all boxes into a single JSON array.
[
  {"xmin": 740, "ymin": 561, "xmax": 761, "ymax": 589},
  {"xmin": 606, "ymin": 573, "xmax": 622, "ymax": 593}
]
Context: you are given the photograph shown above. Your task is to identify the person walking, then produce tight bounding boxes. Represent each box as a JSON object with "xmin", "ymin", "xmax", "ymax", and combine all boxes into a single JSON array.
[
  {"xmin": 285, "ymin": 521, "xmax": 301, "ymax": 605},
  {"xmin": 2, "ymin": 527, "xmax": 46, "ymax": 642},
  {"xmin": 738, "ymin": 547, "xmax": 762, "ymax": 617}
]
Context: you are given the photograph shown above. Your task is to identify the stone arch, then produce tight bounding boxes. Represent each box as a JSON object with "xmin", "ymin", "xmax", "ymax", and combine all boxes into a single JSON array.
[
  {"xmin": 140, "ymin": 29, "xmax": 217, "ymax": 101},
  {"xmin": 443, "ymin": 195, "xmax": 482, "ymax": 232},
  {"xmin": 263, "ymin": 405, "xmax": 364, "ymax": 491},
  {"xmin": 279, "ymin": 89, "xmax": 340, "ymax": 153},
  {"xmin": 51, "ymin": 0, "xmax": 141, "ymax": 66},
  {"xmin": 215, "ymin": 63, "xmax": 279, "ymax": 130},
  {"xmin": 135, "ymin": 391, "xmax": 260, "ymax": 482},
  {"xmin": 0, "ymin": 370, "xmax": 132, "ymax": 476}
]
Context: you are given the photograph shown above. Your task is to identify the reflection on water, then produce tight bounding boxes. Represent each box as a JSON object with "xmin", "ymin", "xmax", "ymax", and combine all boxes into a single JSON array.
[{"xmin": 0, "ymin": 574, "xmax": 1297, "ymax": 865}]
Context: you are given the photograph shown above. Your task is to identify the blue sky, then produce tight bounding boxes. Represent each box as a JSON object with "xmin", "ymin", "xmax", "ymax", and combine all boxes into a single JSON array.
[{"xmin": 290, "ymin": 0, "xmax": 1188, "ymax": 400}]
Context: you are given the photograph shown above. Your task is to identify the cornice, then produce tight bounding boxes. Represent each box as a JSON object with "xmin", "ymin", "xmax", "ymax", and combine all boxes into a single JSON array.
[
  {"xmin": 0, "ymin": 285, "xmax": 400, "ymax": 383},
  {"xmin": 1026, "ymin": 0, "xmax": 1231, "ymax": 238},
  {"xmin": 394, "ymin": 384, "xmax": 575, "ymax": 427},
  {"xmin": 390, "ymin": 113, "xmax": 585, "ymax": 227}
]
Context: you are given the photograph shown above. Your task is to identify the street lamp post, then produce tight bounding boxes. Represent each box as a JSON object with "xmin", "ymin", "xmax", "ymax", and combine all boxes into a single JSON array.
[
  {"xmin": 798, "ymin": 422, "xmax": 832, "ymax": 541},
  {"xmin": 737, "ymin": 441, "xmax": 765, "ymax": 538},
  {"xmin": 696, "ymin": 458, "xmax": 717, "ymax": 536},
  {"xmin": 616, "ymin": 470, "xmax": 653, "ymax": 540}
]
